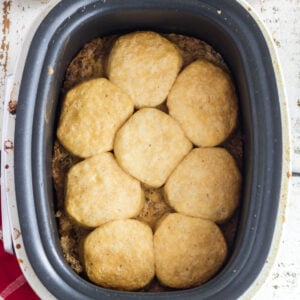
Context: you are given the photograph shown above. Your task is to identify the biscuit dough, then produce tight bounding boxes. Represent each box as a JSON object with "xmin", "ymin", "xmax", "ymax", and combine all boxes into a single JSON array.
[
  {"xmin": 57, "ymin": 78, "xmax": 134, "ymax": 158},
  {"xmin": 154, "ymin": 213, "xmax": 227, "ymax": 288},
  {"xmin": 65, "ymin": 152, "xmax": 144, "ymax": 227},
  {"xmin": 167, "ymin": 59, "xmax": 238, "ymax": 147},
  {"xmin": 164, "ymin": 148, "xmax": 241, "ymax": 223},
  {"xmin": 84, "ymin": 219, "xmax": 155, "ymax": 290},
  {"xmin": 114, "ymin": 108, "xmax": 193, "ymax": 188},
  {"xmin": 107, "ymin": 31, "xmax": 182, "ymax": 108}
]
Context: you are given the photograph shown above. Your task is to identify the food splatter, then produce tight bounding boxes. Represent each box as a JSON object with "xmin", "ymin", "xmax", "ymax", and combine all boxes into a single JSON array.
[
  {"xmin": 4, "ymin": 139, "xmax": 13, "ymax": 151},
  {"xmin": 8, "ymin": 99, "xmax": 17, "ymax": 114},
  {"xmin": 0, "ymin": 1, "xmax": 11, "ymax": 82}
]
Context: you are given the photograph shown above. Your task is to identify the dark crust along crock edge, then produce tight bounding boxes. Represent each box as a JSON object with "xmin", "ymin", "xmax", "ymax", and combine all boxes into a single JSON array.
[{"xmin": 14, "ymin": 0, "xmax": 282, "ymax": 299}]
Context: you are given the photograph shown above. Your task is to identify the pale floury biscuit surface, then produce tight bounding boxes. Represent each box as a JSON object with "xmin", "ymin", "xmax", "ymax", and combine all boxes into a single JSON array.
[
  {"xmin": 167, "ymin": 59, "xmax": 238, "ymax": 147},
  {"xmin": 65, "ymin": 152, "xmax": 144, "ymax": 227},
  {"xmin": 107, "ymin": 31, "xmax": 183, "ymax": 108},
  {"xmin": 154, "ymin": 213, "xmax": 227, "ymax": 288},
  {"xmin": 57, "ymin": 78, "xmax": 134, "ymax": 158},
  {"xmin": 164, "ymin": 148, "xmax": 241, "ymax": 223},
  {"xmin": 84, "ymin": 219, "xmax": 155, "ymax": 291},
  {"xmin": 114, "ymin": 108, "xmax": 193, "ymax": 188}
]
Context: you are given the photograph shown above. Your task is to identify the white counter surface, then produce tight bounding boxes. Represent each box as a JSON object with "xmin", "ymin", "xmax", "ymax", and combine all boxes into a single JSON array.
[{"xmin": 0, "ymin": 0, "xmax": 299, "ymax": 299}]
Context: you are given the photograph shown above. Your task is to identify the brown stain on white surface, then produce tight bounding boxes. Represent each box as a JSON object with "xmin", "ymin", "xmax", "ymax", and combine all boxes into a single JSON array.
[
  {"xmin": 8, "ymin": 99, "xmax": 17, "ymax": 114},
  {"xmin": 0, "ymin": 1, "xmax": 11, "ymax": 81},
  {"xmin": 4, "ymin": 139, "xmax": 13, "ymax": 151},
  {"xmin": 13, "ymin": 227, "xmax": 21, "ymax": 240}
]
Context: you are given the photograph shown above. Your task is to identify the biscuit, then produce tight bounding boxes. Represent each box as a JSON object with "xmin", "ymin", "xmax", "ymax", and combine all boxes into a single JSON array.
[
  {"xmin": 114, "ymin": 108, "xmax": 193, "ymax": 188},
  {"xmin": 65, "ymin": 152, "xmax": 144, "ymax": 227},
  {"xmin": 167, "ymin": 59, "xmax": 238, "ymax": 147},
  {"xmin": 164, "ymin": 148, "xmax": 241, "ymax": 223},
  {"xmin": 154, "ymin": 213, "xmax": 227, "ymax": 288},
  {"xmin": 84, "ymin": 219, "xmax": 155, "ymax": 290},
  {"xmin": 107, "ymin": 31, "xmax": 182, "ymax": 108},
  {"xmin": 57, "ymin": 78, "xmax": 134, "ymax": 158}
]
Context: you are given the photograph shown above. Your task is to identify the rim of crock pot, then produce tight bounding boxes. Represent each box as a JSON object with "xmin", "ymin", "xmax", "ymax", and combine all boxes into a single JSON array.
[{"xmin": 14, "ymin": 0, "xmax": 284, "ymax": 299}]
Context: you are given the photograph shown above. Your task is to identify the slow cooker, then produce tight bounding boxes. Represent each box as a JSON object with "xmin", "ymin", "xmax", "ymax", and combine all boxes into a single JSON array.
[{"xmin": 1, "ymin": 0, "xmax": 291, "ymax": 299}]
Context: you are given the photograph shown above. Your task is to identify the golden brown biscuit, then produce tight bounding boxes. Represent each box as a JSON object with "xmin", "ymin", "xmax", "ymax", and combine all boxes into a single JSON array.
[
  {"xmin": 84, "ymin": 219, "xmax": 155, "ymax": 290},
  {"xmin": 65, "ymin": 152, "xmax": 144, "ymax": 227},
  {"xmin": 107, "ymin": 31, "xmax": 183, "ymax": 108},
  {"xmin": 167, "ymin": 59, "xmax": 238, "ymax": 147},
  {"xmin": 164, "ymin": 148, "xmax": 241, "ymax": 223},
  {"xmin": 114, "ymin": 108, "xmax": 193, "ymax": 188},
  {"xmin": 154, "ymin": 213, "xmax": 227, "ymax": 288},
  {"xmin": 57, "ymin": 78, "xmax": 134, "ymax": 158}
]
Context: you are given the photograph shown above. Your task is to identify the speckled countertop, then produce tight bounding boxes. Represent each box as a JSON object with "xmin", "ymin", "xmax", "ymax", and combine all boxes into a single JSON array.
[{"xmin": 0, "ymin": 0, "xmax": 299, "ymax": 299}]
